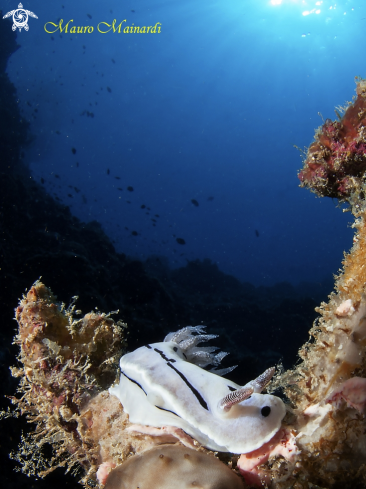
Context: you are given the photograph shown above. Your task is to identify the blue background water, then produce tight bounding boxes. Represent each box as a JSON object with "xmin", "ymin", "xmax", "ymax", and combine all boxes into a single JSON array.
[{"xmin": 3, "ymin": 0, "xmax": 363, "ymax": 286}]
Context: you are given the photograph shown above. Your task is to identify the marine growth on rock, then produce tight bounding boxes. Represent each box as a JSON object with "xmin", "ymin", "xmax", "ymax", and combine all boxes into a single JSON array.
[{"xmin": 298, "ymin": 78, "xmax": 366, "ymax": 212}]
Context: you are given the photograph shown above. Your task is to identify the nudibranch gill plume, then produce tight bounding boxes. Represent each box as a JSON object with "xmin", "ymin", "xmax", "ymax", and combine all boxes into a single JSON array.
[{"xmin": 109, "ymin": 326, "xmax": 286, "ymax": 453}]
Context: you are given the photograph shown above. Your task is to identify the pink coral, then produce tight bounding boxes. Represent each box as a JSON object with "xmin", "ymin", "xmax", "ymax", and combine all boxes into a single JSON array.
[
  {"xmin": 237, "ymin": 429, "xmax": 299, "ymax": 487},
  {"xmin": 327, "ymin": 377, "xmax": 366, "ymax": 413},
  {"xmin": 97, "ymin": 462, "xmax": 116, "ymax": 485}
]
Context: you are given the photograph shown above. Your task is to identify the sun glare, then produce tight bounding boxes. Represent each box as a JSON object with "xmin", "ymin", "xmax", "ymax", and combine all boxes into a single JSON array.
[{"xmin": 269, "ymin": 0, "xmax": 352, "ymax": 18}]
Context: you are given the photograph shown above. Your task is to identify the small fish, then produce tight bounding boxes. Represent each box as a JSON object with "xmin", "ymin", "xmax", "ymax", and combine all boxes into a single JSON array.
[
  {"xmin": 191, "ymin": 199, "xmax": 199, "ymax": 207},
  {"xmin": 107, "ymin": 87, "xmax": 112, "ymax": 93},
  {"xmin": 176, "ymin": 238, "xmax": 186, "ymax": 245},
  {"xmin": 87, "ymin": 13, "xmax": 92, "ymax": 19},
  {"xmin": 255, "ymin": 230, "xmax": 259, "ymax": 237},
  {"xmin": 72, "ymin": 147, "xmax": 76, "ymax": 154},
  {"xmin": 127, "ymin": 186, "xmax": 134, "ymax": 192},
  {"xmin": 131, "ymin": 231, "xmax": 138, "ymax": 236}
]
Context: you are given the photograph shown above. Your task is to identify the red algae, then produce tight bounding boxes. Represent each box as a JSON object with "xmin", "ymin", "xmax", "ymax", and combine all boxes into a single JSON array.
[
  {"xmin": 6, "ymin": 281, "xmax": 126, "ymax": 487},
  {"xmin": 298, "ymin": 78, "xmax": 366, "ymax": 206}
]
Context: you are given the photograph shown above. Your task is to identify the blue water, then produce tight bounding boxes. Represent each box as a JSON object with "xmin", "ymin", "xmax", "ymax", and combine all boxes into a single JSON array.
[{"xmin": 3, "ymin": 0, "xmax": 364, "ymax": 286}]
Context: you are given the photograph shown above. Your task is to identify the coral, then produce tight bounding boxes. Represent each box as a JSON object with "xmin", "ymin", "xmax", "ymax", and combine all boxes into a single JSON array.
[
  {"xmin": 298, "ymin": 78, "xmax": 366, "ymax": 208},
  {"xmin": 237, "ymin": 429, "xmax": 299, "ymax": 487},
  {"xmin": 7, "ymin": 281, "xmax": 126, "ymax": 486},
  {"xmin": 102, "ymin": 444, "xmax": 244, "ymax": 489}
]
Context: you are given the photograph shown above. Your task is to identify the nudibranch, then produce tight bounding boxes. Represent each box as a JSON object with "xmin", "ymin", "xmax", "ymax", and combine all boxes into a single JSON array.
[{"xmin": 110, "ymin": 326, "xmax": 286, "ymax": 453}]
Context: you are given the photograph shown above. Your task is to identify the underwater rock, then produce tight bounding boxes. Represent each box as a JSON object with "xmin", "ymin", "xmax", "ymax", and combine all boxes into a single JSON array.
[
  {"xmin": 8, "ymin": 281, "xmax": 126, "ymax": 486},
  {"xmin": 298, "ymin": 78, "xmax": 366, "ymax": 209},
  {"xmin": 103, "ymin": 444, "xmax": 243, "ymax": 489},
  {"xmin": 271, "ymin": 208, "xmax": 366, "ymax": 488},
  {"xmin": 264, "ymin": 76, "xmax": 366, "ymax": 488}
]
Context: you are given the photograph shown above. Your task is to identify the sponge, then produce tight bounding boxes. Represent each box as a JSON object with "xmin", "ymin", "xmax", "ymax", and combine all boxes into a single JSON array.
[{"xmin": 104, "ymin": 444, "xmax": 243, "ymax": 489}]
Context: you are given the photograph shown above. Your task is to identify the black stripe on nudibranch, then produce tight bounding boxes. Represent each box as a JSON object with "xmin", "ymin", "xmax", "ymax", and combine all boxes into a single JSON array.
[
  {"xmin": 146, "ymin": 345, "xmax": 152, "ymax": 349},
  {"xmin": 154, "ymin": 347, "xmax": 176, "ymax": 363},
  {"xmin": 121, "ymin": 370, "xmax": 147, "ymax": 395},
  {"xmin": 166, "ymin": 361, "xmax": 209, "ymax": 411},
  {"xmin": 228, "ymin": 385, "xmax": 237, "ymax": 392},
  {"xmin": 154, "ymin": 405, "xmax": 181, "ymax": 417}
]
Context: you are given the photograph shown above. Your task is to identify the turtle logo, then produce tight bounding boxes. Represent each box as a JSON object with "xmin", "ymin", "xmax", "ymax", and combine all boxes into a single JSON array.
[{"xmin": 3, "ymin": 3, "xmax": 38, "ymax": 32}]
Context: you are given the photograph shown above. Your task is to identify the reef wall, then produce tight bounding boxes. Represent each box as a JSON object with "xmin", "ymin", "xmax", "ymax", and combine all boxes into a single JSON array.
[{"xmin": 269, "ymin": 78, "xmax": 366, "ymax": 488}]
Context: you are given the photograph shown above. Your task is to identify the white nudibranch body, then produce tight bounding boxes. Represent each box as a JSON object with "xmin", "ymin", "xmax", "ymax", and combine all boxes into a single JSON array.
[{"xmin": 109, "ymin": 326, "xmax": 286, "ymax": 453}]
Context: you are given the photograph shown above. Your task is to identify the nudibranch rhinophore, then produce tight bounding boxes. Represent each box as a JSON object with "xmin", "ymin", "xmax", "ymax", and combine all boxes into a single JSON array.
[{"xmin": 109, "ymin": 326, "xmax": 286, "ymax": 453}]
